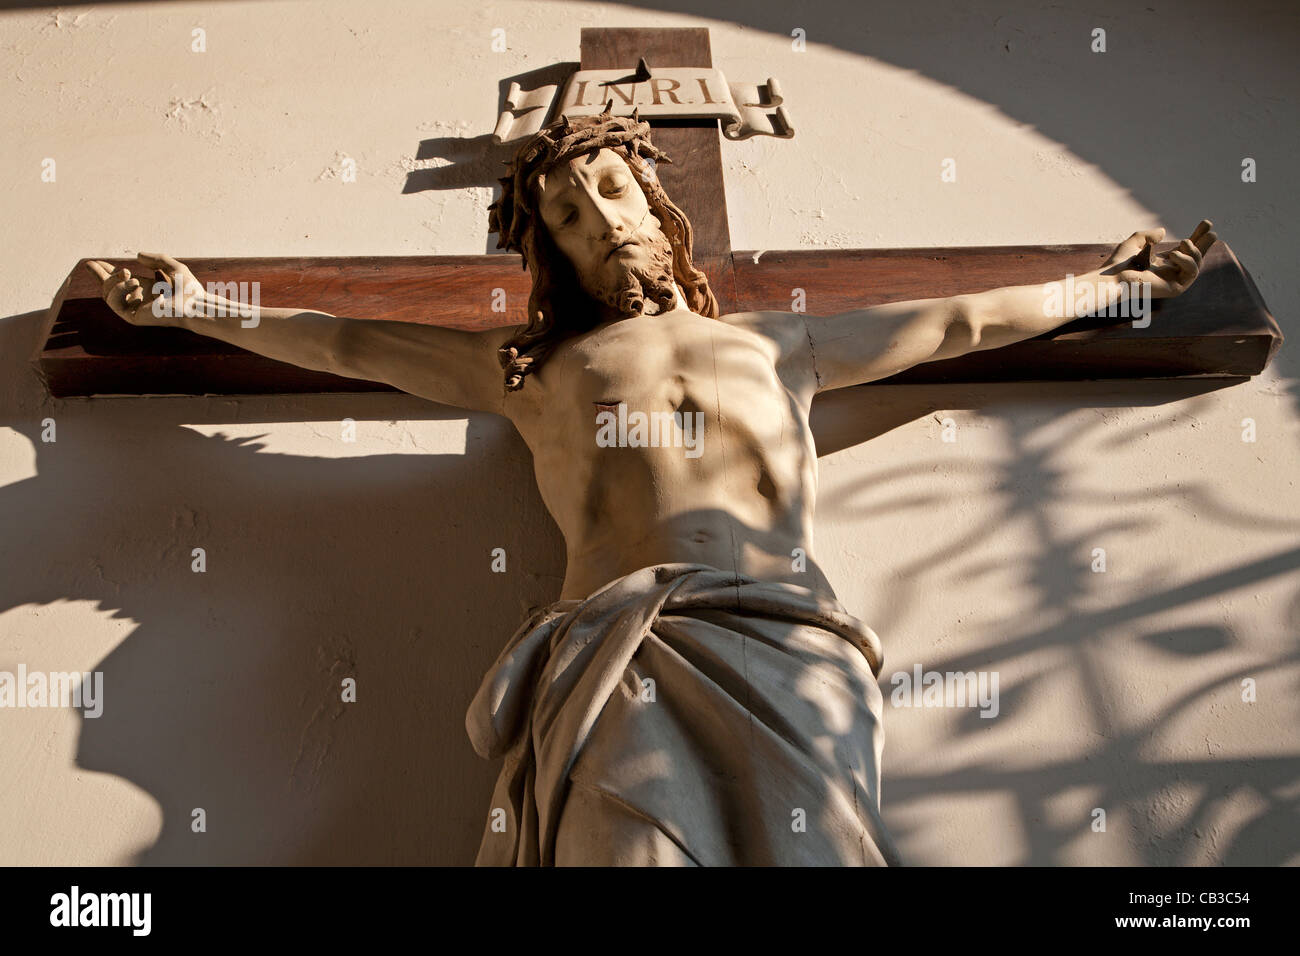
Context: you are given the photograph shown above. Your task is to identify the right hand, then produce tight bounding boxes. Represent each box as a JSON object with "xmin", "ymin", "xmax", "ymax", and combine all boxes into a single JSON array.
[
  {"xmin": 1098, "ymin": 220, "xmax": 1217, "ymax": 299},
  {"xmin": 85, "ymin": 253, "xmax": 204, "ymax": 326}
]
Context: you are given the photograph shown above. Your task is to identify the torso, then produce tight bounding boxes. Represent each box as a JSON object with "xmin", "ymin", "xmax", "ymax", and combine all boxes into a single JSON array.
[{"xmin": 505, "ymin": 307, "xmax": 831, "ymax": 601}]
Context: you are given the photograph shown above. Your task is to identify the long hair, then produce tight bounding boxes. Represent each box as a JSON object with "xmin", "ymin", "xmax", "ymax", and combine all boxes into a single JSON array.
[{"xmin": 488, "ymin": 103, "xmax": 719, "ymax": 391}]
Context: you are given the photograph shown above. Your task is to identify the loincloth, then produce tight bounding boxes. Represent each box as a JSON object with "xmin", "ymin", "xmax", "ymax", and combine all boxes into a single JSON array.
[{"xmin": 465, "ymin": 563, "xmax": 902, "ymax": 866}]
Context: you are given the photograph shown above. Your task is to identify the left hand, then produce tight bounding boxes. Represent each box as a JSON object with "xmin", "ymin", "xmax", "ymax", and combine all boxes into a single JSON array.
[{"xmin": 1100, "ymin": 219, "xmax": 1217, "ymax": 298}]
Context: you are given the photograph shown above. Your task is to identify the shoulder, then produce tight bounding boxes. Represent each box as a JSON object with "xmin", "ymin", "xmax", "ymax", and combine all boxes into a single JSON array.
[
  {"xmin": 716, "ymin": 309, "xmax": 815, "ymax": 374},
  {"xmin": 714, "ymin": 309, "xmax": 817, "ymax": 396},
  {"xmin": 717, "ymin": 309, "xmax": 809, "ymax": 346}
]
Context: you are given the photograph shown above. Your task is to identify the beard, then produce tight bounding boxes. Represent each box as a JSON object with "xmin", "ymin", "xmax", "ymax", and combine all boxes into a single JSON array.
[{"xmin": 581, "ymin": 225, "xmax": 678, "ymax": 318}]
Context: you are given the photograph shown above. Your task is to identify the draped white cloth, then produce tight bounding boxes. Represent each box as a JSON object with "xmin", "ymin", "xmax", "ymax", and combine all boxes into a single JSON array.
[{"xmin": 466, "ymin": 564, "xmax": 902, "ymax": 866}]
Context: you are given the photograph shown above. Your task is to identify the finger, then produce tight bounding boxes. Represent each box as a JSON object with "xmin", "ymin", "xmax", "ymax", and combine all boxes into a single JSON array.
[
  {"xmin": 103, "ymin": 281, "xmax": 129, "ymax": 313},
  {"xmin": 1132, "ymin": 227, "xmax": 1166, "ymax": 248},
  {"xmin": 1113, "ymin": 227, "xmax": 1166, "ymax": 262},
  {"xmin": 1194, "ymin": 228, "xmax": 1218, "ymax": 257},
  {"xmin": 136, "ymin": 252, "xmax": 184, "ymax": 272},
  {"xmin": 1167, "ymin": 249, "xmax": 1197, "ymax": 280},
  {"xmin": 97, "ymin": 265, "xmax": 130, "ymax": 298},
  {"xmin": 1177, "ymin": 237, "xmax": 1203, "ymax": 266},
  {"xmin": 85, "ymin": 259, "xmax": 114, "ymax": 281},
  {"xmin": 1189, "ymin": 219, "xmax": 1213, "ymax": 243},
  {"xmin": 124, "ymin": 284, "xmax": 158, "ymax": 307}
]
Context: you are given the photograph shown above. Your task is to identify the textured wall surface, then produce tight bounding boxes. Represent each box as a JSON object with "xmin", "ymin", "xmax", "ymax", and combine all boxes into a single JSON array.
[{"xmin": 1, "ymin": 0, "xmax": 1296, "ymax": 865}]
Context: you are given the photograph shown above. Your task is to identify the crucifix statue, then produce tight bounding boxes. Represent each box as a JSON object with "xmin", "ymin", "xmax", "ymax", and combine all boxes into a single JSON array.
[{"xmin": 82, "ymin": 94, "xmax": 1217, "ymax": 864}]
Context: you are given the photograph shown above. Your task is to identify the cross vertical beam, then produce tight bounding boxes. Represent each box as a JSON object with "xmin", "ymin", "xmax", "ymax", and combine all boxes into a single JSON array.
[{"xmin": 579, "ymin": 28, "xmax": 737, "ymax": 312}]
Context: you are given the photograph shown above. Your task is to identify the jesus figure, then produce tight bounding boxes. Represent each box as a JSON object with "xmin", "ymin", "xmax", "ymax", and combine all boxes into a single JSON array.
[{"xmin": 87, "ymin": 105, "xmax": 1215, "ymax": 866}]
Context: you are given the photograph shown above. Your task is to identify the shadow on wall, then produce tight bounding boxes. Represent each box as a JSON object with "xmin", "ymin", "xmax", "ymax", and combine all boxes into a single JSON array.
[
  {"xmin": 5, "ymin": 303, "xmax": 1298, "ymax": 862},
  {"xmin": 816, "ymin": 381, "xmax": 1300, "ymax": 864},
  {"xmin": 3, "ymin": 0, "xmax": 1298, "ymax": 864},
  {"xmin": 2, "ymin": 311, "xmax": 569, "ymax": 864}
]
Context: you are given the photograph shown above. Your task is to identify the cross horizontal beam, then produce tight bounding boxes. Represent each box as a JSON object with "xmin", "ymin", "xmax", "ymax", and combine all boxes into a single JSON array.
[
  {"xmin": 34, "ymin": 25, "xmax": 1280, "ymax": 399},
  {"xmin": 32, "ymin": 240, "xmax": 1281, "ymax": 398}
]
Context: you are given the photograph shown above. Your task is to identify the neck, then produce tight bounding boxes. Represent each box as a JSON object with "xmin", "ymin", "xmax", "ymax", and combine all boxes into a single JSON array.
[
  {"xmin": 594, "ymin": 282, "xmax": 688, "ymax": 324},
  {"xmin": 664, "ymin": 282, "xmax": 688, "ymax": 312}
]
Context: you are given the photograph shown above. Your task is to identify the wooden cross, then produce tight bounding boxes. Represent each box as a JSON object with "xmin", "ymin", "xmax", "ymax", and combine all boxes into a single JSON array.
[{"xmin": 33, "ymin": 27, "xmax": 1281, "ymax": 399}]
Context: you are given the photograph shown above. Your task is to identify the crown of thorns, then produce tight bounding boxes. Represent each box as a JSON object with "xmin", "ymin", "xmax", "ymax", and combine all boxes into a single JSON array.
[{"xmin": 488, "ymin": 102, "xmax": 672, "ymax": 267}]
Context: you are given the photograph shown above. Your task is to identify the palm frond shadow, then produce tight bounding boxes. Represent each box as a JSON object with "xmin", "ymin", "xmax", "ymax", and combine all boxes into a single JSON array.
[{"xmin": 820, "ymin": 396, "xmax": 1300, "ymax": 864}]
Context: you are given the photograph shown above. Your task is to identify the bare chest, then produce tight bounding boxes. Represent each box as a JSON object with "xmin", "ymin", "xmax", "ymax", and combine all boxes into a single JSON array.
[
  {"xmin": 543, "ymin": 310, "xmax": 786, "ymax": 418},
  {"xmin": 507, "ymin": 310, "xmax": 817, "ymax": 518}
]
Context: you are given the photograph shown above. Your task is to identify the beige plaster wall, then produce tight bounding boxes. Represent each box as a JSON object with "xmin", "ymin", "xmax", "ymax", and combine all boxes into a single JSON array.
[{"xmin": 1, "ymin": 0, "xmax": 1296, "ymax": 864}]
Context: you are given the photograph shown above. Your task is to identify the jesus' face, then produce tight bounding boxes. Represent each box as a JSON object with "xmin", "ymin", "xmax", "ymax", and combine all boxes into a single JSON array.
[{"xmin": 535, "ymin": 147, "xmax": 678, "ymax": 318}]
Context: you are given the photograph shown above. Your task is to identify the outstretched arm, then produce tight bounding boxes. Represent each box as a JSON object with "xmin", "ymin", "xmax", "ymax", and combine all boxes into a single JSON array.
[
  {"xmin": 86, "ymin": 253, "xmax": 512, "ymax": 415},
  {"xmin": 798, "ymin": 221, "xmax": 1217, "ymax": 392}
]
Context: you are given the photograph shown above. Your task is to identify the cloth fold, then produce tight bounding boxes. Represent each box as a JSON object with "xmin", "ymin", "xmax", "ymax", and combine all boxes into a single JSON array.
[{"xmin": 466, "ymin": 563, "xmax": 902, "ymax": 866}]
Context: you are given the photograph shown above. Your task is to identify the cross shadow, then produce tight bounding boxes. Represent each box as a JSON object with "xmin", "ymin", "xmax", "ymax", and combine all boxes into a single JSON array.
[
  {"xmin": 814, "ymin": 380, "xmax": 1300, "ymax": 864},
  {"xmin": 403, "ymin": 61, "xmax": 579, "ymax": 253},
  {"xmin": 2, "ymin": 307, "xmax": 569, "ymax": 864}
]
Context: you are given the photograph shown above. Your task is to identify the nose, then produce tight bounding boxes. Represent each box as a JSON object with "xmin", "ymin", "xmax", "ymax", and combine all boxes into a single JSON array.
[{"xmin": 586, "ymin": 195, "xmax": 628, "ymax": 241}]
